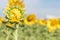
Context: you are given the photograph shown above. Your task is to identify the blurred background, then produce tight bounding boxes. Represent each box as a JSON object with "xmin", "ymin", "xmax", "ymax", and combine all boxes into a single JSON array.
[{"xmin": 0, "ymin": 0, "xmax": 60, "ymax": 19}]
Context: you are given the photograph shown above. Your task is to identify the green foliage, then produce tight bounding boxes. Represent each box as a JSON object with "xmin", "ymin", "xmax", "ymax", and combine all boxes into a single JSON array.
[{"xmin": 0, "ymin": 23, "xmax": 60, "ymax": 40}]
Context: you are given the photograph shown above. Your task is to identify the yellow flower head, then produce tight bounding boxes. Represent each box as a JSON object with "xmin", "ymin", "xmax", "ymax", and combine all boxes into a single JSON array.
[
  {"xmin": 24, "ymin": 14, "xmax": 37, "ymax": 26},
  {"xmin": 4, "ymin": 0, "xmax": 25, "ymax": 23},
  {"xmin": 0, "ymin": 16, "xmax": 3, "ymax": 26},
  {"xmin": 56, "ymin": 18, "xmax": 60, "ymax": 24},
  {"xmin": 56, "ymin": 18, "xmax": 60, "ymax": 29},
  {"xmin": 9, "ymin": 8, "xmax": 21, "ymax": 23},
  {"xmin": 8, "ymin": 0, "xmax": 20, "ymax": 5},
  {"xmin": 47, "ymin": 18, "xmax": 57, "ymax": 32},
  {"xmin": 4, "ymin": 7, "xmax": 23, "ymax": 23},
  {"xmin": 10, "ymin": 8, "xmax": 21, "ymax": 19},
  {"xmin": 8, "ymin": 0, "xmax": 25, "ymax": 8},
  {"xmin": 39, "ymin": 18, "xmax": 46, "ymax": 26},
  {"xmin": 8, "ymin": 0, "xmax": 23, "ymax": 3}
]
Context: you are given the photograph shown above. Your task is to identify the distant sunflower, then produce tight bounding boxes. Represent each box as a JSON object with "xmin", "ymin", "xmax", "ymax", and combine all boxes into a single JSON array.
[
  {"xmin": 56, "ymin": 18, "xmax": 60, "ymax": 29},
  {"xmin": 0, "ymin": 16, "xmax": 3, "ymax": 26},
  {"xmin": 16, "ymin": 0, "xmax": 25, "ymax": 8},
  {"xmin": 8, "ymin": 0, "xmax": 25, "ymax": 7},
  {"xmin": 8, "ymin": 0, "xmax": 19, "ymax": 3},
  {"xmin": 39, "ymin": 18, "xmax": 47, "ymax": 26},
  {"xmin": 8, "ymin": 0, "xmax": 15, "ymax": 6},
  {"xmin": 47, "ymin": 18, "xmax": 57, "ymax": 32},
  {"xmin": 24, "ymin": 14, "xmax": 37, "ymax": 26}
]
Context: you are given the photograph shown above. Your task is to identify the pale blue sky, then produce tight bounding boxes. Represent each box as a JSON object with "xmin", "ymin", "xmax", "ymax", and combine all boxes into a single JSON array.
[{"xmin": 0, "ymin": 0, "xmax": 60, "ymax": 18}]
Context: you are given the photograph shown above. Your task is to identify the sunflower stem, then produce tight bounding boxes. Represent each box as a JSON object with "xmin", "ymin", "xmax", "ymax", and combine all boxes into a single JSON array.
[
  {"xmin": 14, "ymin": 24, "xmax": 19, "ymax": 40},
  {"xmin": 6, "ymin": 34, "xmax": 9, "ymax": 40},
  {"xmin": 6, "ymin": 31, "xmax": 10, "ymax": 40}
]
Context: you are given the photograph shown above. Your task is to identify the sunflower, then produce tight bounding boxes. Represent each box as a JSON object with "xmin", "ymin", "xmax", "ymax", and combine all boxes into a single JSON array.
[
  {"xmin": 15, "ymin": 0, "xmax": 25, "ymax": 8},
  {"xmin": 56, "ymin": 18, "xmax": 60, "ymax": 29},
  {"xmin": 47, "ymin": 18, "xmax": 57, "ymax": 32},
  {"xmin": 4, "ymin": 6, "xmax": 23, "ymax": 23},
  {"xmin": 8, "ymin": 0, "xmax": 15, "ymax": 6},
  {"xmin": 10, "ymin": 8, "xmax": 21, "ymax": 19},
  {"xmin": 8, "ymin": 0, "xmax": 25, "ymax": 8},
  {"xmin": 4, "ymin": 0, "xmax": 25, "ymax": 23},
  {"xmin": 0, "ymin": 16, "xmax": 3, "ymax": 26},
  {"xmin": 24, "ymin": 14, "xmax": 37, "ymax": 26},
  {"xmin": 4, "ymin": 8, "xmax": 21, "ymax": 23},
  {"xmin": 39, "ymin": 18, "xmax": 47, "ymax": 26},
  {"xmin": 8, "ymin": 0, "xmax": 19, "ymax": 6}
]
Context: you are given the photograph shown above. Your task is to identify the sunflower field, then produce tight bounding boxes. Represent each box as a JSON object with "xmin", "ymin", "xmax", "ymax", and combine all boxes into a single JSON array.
[{"xmin": 0, "ymin": 0, "xmax": 60, "ymax": 40}]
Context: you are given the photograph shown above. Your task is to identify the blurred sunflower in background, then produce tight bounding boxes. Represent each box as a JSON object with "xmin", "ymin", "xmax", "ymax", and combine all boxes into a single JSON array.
[
  {"xmin": 8, "ymin": 0, "xmax": 15, "ymax": 6},
  {"xmin": 8, "ymin": 0, "xmax": 25, "ymax": 8},
  {"xmin": 24, "ymin": 14, "xmax": 37, "ymax": 26},
  {"xmin": 0, "ymin": 16, "xmax": 3, "ymax": 26},
  {"xmin": 47, "ymin": 18, "xmax": 57, "ymax": 32},
  {"xmin": 39, "ymin": 18, "xmax": 47, "ymax": 26},
  {"xmin": 16, "ymin": 0, "xmax": 25, "ymax": 8},
  {"xmin": 56, "ymin": 18, "xmax": 60, "ymax": 29}
]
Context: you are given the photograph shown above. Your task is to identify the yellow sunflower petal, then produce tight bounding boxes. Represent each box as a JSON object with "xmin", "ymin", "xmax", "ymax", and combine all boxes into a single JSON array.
[{"xmin": 0, "ymin": 16, "xmax": 3, "ymax": 26}]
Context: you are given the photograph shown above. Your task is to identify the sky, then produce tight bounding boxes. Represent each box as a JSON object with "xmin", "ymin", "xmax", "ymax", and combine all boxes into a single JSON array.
[{"xmin": 0, "ymin": 0, "xmax": 60, "ymax": 18}]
